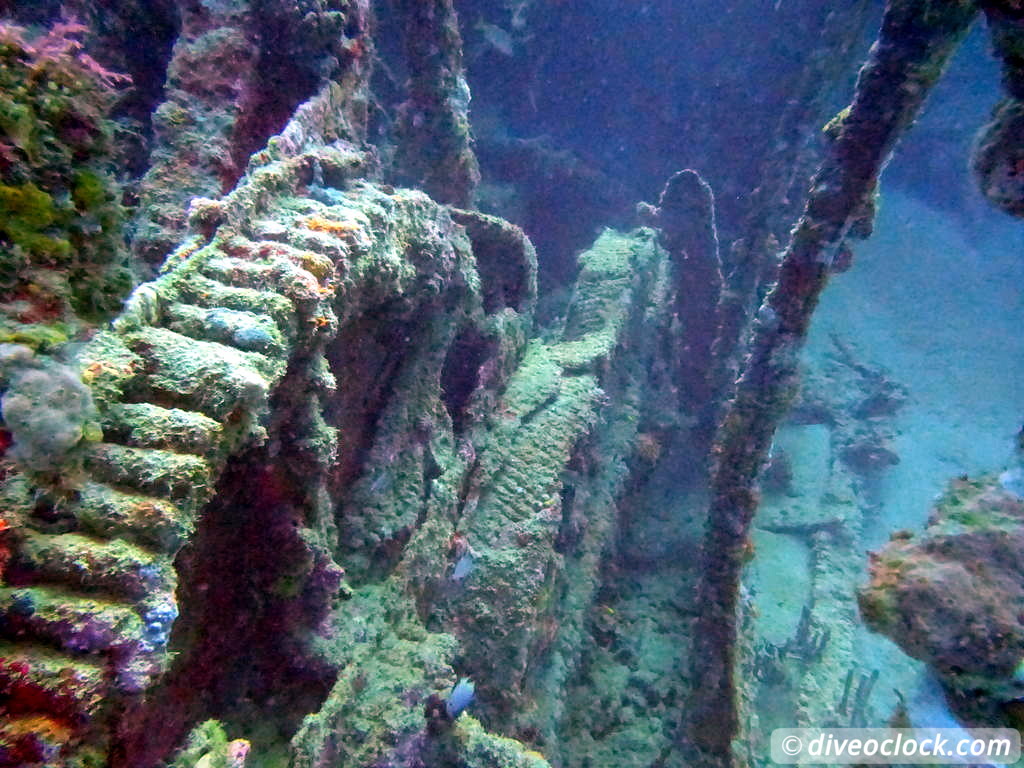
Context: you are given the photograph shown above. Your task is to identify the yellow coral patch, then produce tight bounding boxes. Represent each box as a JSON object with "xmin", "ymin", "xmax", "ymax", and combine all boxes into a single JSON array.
[
  {"xmin": 301, "ymin": 215, "xmax": 361, "ymax": 237},
  {"xmin": 5, "ymin": 713, "xmax": 72, "ymax": 743},
  {"xmin": 297, "ymin": 250, "xmax": 335, "ymax": 280}
]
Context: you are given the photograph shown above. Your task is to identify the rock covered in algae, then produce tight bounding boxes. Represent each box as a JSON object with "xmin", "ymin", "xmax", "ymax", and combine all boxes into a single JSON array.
[
  {"xmin": 0, "ymin": 19, "xmax": 132, "ymax": 340},
  {"xmin": 859, "ymin": 475, "xmax": 1024, "ymax": 693},
  {"xmin": 132, "ymin": 0, "xmax": 366, "ymax": 269}
]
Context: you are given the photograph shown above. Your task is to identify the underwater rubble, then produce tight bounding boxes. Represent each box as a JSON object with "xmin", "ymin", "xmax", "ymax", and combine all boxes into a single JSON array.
[
  {"xmin": 1, "ymin": 1, "xmax": 1024, "ymax": 767},
  {"xmin": 861, "ymin": 474, "xmax": 1024, "ymax": 725}
]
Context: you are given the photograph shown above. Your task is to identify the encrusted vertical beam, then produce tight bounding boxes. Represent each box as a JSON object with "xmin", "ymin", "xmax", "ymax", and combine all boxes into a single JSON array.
[
  {"xmin": 650, "ymin": 169, "xmax": 725, "ymax": 453},
  {"xmin": 392, "ymin": 0, "xmax": 480, "ymax": 207},
  {"xmin": 978, "ymin": 0, "xmax": 1024, "ymax": 98},
  {"xmin": 130, "ymin": 0, "xmax": 259, "ymax": 267},
  {"xmin": 715, "ymin": 0, "xmax": 877, "ymax": 397},
  {"xmin": 972, "ymin": 1, "xmax": 1024, "ymax": 216},
  {"xmin": 685, "ymin": 1, "xmax": 977, "ymax": 764}
]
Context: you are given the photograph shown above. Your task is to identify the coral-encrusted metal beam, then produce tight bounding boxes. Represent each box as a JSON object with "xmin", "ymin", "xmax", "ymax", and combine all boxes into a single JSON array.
[
  {"xmin": 0, "ymin": 145, "xmax": 356, "ymax": 765},
  {"xmin": 392, "ymin": 0, "xmax": 480, "ymax": 208},
  {"xmin": 685, "ymin": 1, "xmax": 978, "ymax": 764}
]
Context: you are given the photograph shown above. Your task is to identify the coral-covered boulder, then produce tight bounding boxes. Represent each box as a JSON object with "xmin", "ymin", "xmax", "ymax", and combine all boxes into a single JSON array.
[
  {"xmin": 859, "ymin": 476, "xmax": 1024, "ymax": 688},
  {"xmin": 0, "ymin": 20, "xmax": 132, "ymax": 340}
]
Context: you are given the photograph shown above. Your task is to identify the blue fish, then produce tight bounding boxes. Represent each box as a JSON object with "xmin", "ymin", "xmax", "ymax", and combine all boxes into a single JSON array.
[
  {"xmin": 451, "ymin": 552, "xmax": 475, "ymax": 582},
  {"xmin": 445, "ymin": 678, "xmax": 475, "ymax": 719}
]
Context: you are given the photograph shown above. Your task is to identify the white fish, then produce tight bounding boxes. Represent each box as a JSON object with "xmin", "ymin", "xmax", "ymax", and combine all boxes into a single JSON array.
[
  {"xmin": 451, "ymin": 552, "xmax": 475, "ymax": 581},
  {"xmin": 475, "ymin": 20, "xmax": 516, "ymax": 57}
]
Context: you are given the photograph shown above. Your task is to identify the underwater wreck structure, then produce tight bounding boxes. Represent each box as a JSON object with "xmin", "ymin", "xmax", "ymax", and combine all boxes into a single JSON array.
[{"xmin": 0, "ymin": 0, "xmax": 1023, "ymax": 766}]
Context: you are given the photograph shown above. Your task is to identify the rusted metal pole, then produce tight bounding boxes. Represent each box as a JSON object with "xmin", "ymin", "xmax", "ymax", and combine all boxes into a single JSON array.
[{"xmin": 686, "ymin": 1, "xmax": 977, "ymax": 764}]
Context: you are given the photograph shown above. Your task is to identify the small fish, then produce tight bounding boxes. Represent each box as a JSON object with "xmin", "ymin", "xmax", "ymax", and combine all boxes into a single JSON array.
[
  {"xmin": 369, "ymin": 472, "xmax": 392, "ymax": 494},
  {"xmin": 999, "ymin": 467, "xmax": 1024, "ymax": 499},
  {"xmin": 1014, "ymin": 657, "xmax": 1024, "ymax": 684},
  {"xmin": 451, "ymin": 552, "xmax": 475, "ymax": 581},
  {"xmin": 445, "ymin": 677, "xmax": 475, "ymax": 719},
  {"xmin": 475, "ymin": 20, "xmax": 515, "ymax": 57}
]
